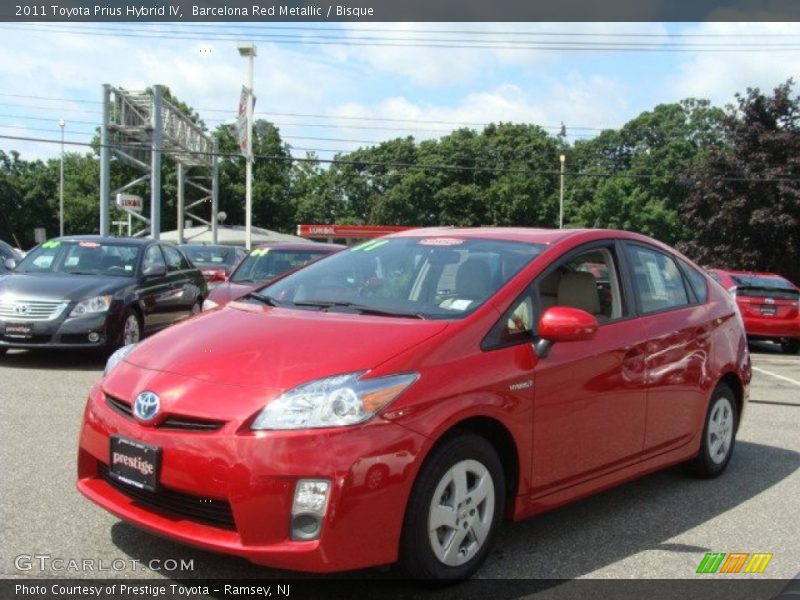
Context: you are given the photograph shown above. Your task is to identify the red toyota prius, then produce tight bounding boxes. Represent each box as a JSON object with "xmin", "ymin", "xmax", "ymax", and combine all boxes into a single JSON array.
[{"xmin": 77, "ymin": 228, "xmax": 750, "ymax": 580}]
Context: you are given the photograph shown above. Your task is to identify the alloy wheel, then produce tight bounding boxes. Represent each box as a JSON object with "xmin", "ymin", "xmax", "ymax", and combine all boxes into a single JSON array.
[{"xmin": 428, "ymin": 459, "xmax": 495, "ymax": 567}]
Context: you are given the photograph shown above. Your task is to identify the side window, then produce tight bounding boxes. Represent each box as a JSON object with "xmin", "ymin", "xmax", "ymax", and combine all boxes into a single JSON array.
[
  {"xmin": 680, "ymin": 260, "xmax": 708, "ymax": 303},
  {"xmin": 161, "ymin": 245, "xmax": 186, "ymax": 272},
  {"xmin": 142, "ymin": 245, "xmax": 166, "ymax": 273},
  {"xmin": 535, "ymin": 246, "xmax": 625, "ymax": 324},
  {"xmin": 627, "ymin": 244, "xmax": 689, "ymax": 313}
]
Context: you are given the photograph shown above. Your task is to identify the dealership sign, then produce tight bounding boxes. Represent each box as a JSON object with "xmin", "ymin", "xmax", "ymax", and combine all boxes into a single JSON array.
[{"xmin": 116, "ymin": 194, "xmax": 143, "ymax": 213}]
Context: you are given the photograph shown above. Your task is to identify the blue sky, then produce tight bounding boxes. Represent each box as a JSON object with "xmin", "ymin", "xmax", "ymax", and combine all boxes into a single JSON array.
[{"xmin": 0, "ymin": 22, "xmax": 798, "ymax": 161}]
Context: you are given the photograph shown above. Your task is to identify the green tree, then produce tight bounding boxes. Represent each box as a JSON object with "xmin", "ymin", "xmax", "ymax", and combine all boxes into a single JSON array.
[{"xmin": 679, "ymin": 80, "xmax": 800, "ymax": 283}]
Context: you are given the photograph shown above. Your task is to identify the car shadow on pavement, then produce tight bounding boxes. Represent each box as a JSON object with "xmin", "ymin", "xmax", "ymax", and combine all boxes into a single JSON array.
[
  {"xmin": 1, "ymin": 348, "xmax": 107, "ymax": 371},
  {"xmin": 108, "ymin": 439, "xmax": 799, "ymax": 590}
]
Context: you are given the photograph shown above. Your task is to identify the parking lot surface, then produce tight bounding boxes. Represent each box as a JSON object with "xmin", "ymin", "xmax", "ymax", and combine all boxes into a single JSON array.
[{"xmin": 1, "ymin": 342, "xmax": 798, "ymax": 581}]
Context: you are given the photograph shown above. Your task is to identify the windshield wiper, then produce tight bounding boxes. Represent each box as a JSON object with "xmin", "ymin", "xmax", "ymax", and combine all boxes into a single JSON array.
[
  {"xmin": 291, "ymin": 300, "xmax": 425, "ymax": 319},
  {"xmin": 241, "ymin": 292, "xmax": 281, "ymax": 307},
  {"xmin": 65, "ymin": 270, "xmax": 98, "ymax": 275}
]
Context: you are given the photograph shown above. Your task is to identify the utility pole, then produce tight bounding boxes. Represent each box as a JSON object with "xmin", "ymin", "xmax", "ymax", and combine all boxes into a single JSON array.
[
  {"xmin": 238, "ymin": 42, "xmax": 257, "ymax": 250},
  {"xmin": 559, "ymin": 154, "xmax": 566, "ymax": 229},
  {"xmin": 59, "ymin": 119, "xmax": 65, "ymax": 237}
]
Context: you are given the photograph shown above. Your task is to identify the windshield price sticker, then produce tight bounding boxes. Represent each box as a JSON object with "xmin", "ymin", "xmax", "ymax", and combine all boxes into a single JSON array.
[{"xmin": 418, "ymin": 238, "xmax": 464, "ymax": 246}]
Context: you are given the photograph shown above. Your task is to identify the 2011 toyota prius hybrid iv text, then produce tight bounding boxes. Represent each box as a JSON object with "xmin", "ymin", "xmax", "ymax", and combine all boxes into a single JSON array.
[{"xmin": 76, "ymin": 228, "xmax": 751, "ymax": 580}]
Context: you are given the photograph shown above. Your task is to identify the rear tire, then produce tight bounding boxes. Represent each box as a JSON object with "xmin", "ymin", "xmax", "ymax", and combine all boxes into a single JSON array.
[
  {"xmin": 684, "ymin": 383, "xmax": 738, "ymax": 478},
  {"xmin": 399, "ymin": 434, "xmax": 505, "ymax": 581},
  {"xmin": 781, "ymin": 339, "xmax": 800, "ymax": 354}
]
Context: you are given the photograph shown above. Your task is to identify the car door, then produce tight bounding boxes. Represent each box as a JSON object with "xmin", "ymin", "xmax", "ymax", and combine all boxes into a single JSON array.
[
  {"xmin": 136, "ymin": 244, "xmax": 172, "ymax": 332},
  {"xmin": 623, "ymin": 242, "xmax": 710, "ymax": 455},
  {"xmin": 526, "ymin": 242, "xmax": 649, "ymax": 495},
  {"xmin": 159, "ymin": 244, "xmax": 197, "ymax": 323}
]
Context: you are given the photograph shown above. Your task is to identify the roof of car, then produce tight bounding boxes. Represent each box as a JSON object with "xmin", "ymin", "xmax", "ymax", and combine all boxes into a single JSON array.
[
  {"xmin": 252, "ymin": 242, "xmax": 345, "ymax": 252},
  {"xmin": 387, "ymin": 227, "xmax": 640, "ymax": 245},
  {"xmin": 53, "ymin": 235, "xmax": 154, "ymax": 247},
  {"xmin": 179, "ymin": 243, "xmax": 235, "ymax": 250}
]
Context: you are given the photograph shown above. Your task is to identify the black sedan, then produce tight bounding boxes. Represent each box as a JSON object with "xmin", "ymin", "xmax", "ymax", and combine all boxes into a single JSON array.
[{"xmin": 0, "ymin": 236, "xmax": 207, "ymax": 354}]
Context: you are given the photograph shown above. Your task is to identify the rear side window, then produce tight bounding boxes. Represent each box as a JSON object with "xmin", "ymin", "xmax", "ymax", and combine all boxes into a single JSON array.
[
  {"xmin": 626, "ymin": 244, "xmax": 689, "ymax": 314},
  {"xmin": 161, "ymin": 245, "xmax": 190, "ymax": 272},
  {"xmin": 680, "ymin": 261, "xmax": 708, "ymax": 303}
]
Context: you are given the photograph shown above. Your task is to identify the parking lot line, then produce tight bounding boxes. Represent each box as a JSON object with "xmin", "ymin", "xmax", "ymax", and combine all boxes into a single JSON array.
[{"xmin": 752, "ymin": 366, "xmax": 800, "ymax": 387}]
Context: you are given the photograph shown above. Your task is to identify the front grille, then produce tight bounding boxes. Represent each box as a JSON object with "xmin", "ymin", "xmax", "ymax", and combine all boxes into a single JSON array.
[
  {"xmin": 105, "ymin": 395, "xmax": 225, "ymax": 432},
  {"xmin": 106, "ymin": 395, "xmax": 133, "ymax": 418},
  {"xmin": 0, "ymin": 299, "xmax": 68, "ymax": 321},
  {"xmin": 99, "ymin": 464, "xmax": 236, "ymax": 530}
]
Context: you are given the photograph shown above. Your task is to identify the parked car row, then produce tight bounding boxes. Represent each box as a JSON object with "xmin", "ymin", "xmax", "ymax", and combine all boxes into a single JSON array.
[
  {"xmin": 74, "ymin": 228, "xmax": 753, "ymax": 580},
  {"xmin": 0, "ymin": 237, "xmax": 341, "ymax": 355}
]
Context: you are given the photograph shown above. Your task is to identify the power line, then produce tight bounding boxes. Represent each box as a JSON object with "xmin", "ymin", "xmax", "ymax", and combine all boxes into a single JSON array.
[{"xmin": 4, "ymin": 24, "xmax": 800, "ymax": 52}]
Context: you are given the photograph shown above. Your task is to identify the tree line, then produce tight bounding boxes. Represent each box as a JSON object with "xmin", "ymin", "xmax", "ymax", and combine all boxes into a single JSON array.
[{"xmin": 1, "ymin": 81, "xmax": 798, "ymax": 283}]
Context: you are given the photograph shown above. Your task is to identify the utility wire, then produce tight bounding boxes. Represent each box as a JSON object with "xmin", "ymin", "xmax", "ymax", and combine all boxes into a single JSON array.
[{"xmin": 3, "ymin": 24, "xmax": 800, "ymax": 52}]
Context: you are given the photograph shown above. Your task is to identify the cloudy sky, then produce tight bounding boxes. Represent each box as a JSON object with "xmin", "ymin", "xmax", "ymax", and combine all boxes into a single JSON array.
[{"xmin": 0, "ymin": 21, "xmax": 799, "ymax": 161}]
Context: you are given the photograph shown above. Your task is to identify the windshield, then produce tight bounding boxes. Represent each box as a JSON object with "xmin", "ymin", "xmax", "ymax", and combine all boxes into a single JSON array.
[
  {"xmin": 232, "ymin": 248, "xmax": 332, "ymax": 283},
  {"xmin": 258, "ymin": 237, "xmax": 544, "ymax": 319},
  {"xmin": 15, "ymin": 240, "xmax": 140, "ymax": 277},
  {"xmin": 182, "ymin": 245, "xmax": 235, "ymax": 267}
]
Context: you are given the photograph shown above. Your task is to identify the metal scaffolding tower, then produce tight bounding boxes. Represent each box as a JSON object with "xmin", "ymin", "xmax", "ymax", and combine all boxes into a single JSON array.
[{"xmin": 99, "ymin": 84, "xmax": 219, "ymax": 242}]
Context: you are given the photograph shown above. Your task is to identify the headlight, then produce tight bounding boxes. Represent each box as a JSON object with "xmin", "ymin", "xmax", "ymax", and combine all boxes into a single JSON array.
[
  {"xmin": 70, "ymin": 295, "xmax": 112, "ymax": 317},
  {"xmin": 202, "ymin": 298, "xmax": 218, "ymax": 311},
  {"xmin": 104, "ymin": 343, "xmax": 137, "ymax": 377},
  {"xmin": 251, "ymin": 371, "xmax": 419, "ymax": 430}
]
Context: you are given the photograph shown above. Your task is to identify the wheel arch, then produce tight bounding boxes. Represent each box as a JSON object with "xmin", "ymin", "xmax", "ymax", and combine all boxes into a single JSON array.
[{"xmin": 718, "ymin": 371, "xmax": 744, "ymax": 431}]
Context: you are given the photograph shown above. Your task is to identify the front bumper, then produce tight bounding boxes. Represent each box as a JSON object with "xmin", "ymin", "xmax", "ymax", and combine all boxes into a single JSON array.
[
  {"xmin": 0, "ymin": 311, "xmax": 115, "ymax": 349},
  {"xmin": 76, "ymin": 383, "xmax": 427, "ymax": 572}
]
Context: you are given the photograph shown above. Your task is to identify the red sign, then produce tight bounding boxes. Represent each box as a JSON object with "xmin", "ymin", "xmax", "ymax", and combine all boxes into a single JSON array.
[
  {"xmin": 115, "ymin": 193, "xmax": 143, "ymax": 213},
  {"xmin": 297, "ymin": 224, "xmax": 411, "ymax": 239}
]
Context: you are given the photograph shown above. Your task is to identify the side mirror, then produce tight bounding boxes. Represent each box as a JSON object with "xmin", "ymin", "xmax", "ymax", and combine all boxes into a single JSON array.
[
  {"xmin": 3, "ymin": 258, "xmax": 16, "ymax": 271},
  {"xmin": 534, "ymin": 306, "xmax": 598, "ymax": 358},
  {"xmin": 142, "ymin": 263, "xmax": 167, "ymax": 279}
]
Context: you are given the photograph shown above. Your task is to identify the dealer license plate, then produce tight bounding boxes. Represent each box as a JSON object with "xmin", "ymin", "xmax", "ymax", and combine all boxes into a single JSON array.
[
  {"xmin": 109, "ymin": 436, "xmax": 161, "ymax": 492},
  {"xmin": 3, "ymin": 322, "xmax": 33, "ymax": 338}
]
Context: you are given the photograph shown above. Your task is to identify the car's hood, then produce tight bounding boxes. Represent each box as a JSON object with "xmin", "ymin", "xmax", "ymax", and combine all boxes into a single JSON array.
[
  {"xmin": 123, "ymin": 302, "xmax": 449, "ymax": 391},
  {"xmin": 207, "ymin": 281, "xmax": 259, "ymax": 305},
  {"xmin": 0, "ymin": 272, "xmax": 130, "ymax": 302}
]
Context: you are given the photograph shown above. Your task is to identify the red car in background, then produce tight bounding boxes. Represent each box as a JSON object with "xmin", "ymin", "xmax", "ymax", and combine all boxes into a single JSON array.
[
  {"xmin": 78, "ymin": 228, "xmax": 750, "ymax": 580},
  {"xmin": 179, "ymin": 244, "xmax": 248, "ymax": 287},
  {"xmin": 708, "ymin": 269, "xmax": 800, "ymax": 354},
  {"xmin": 202, "ymin": 242, "xmax": 343, "ymax": 310}
]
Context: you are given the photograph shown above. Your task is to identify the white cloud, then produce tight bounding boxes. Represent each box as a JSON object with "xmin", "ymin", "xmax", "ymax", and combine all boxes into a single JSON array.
[
  {"xmin": 668, "ymin": 22, "xmax": 800, "ymax": 104},
  {"xmin": 327, "ymin": 75, "xmax": 630, "ymax": 144}
]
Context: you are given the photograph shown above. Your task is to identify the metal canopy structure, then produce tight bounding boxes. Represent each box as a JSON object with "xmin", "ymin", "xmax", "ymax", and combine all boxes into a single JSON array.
[{"xmin": 99, "ymin": 84, "xmax": 219, "ymax": 242}]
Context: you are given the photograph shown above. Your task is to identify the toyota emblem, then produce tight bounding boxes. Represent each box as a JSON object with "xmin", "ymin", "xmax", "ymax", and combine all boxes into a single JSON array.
[
  {"xmin": 14, "ymin": 304, "xmax": 29, "ymax": 315},
  {"xmin": 133, "ymin": 391, "xmax": 160, "ymax": 421}
]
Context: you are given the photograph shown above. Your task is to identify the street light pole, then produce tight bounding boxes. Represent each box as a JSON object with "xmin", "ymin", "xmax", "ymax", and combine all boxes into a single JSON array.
[
  {"xmin": 238, "ymin": 42, "xmax": 257, "ymax": 250},
  {"xmin": 559, "ymin": 153, "xmax": 566, "ymax": 229},
  {"xmin": 59, "ymin": 119, "xmax": 65, "ymax": 236}
]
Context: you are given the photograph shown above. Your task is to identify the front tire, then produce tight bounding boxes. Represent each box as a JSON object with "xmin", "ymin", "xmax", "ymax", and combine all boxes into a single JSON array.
[
  {"xmin": 684, "ymin": 383, "xmax": 738, "ymax": 478},
  {"xmin": 118, "ymin": 310, "xmax": 142, "ymax": 348},
  {"xmin": 399, "ymin": 434, "xmax": 505, "ymax": 581}
]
